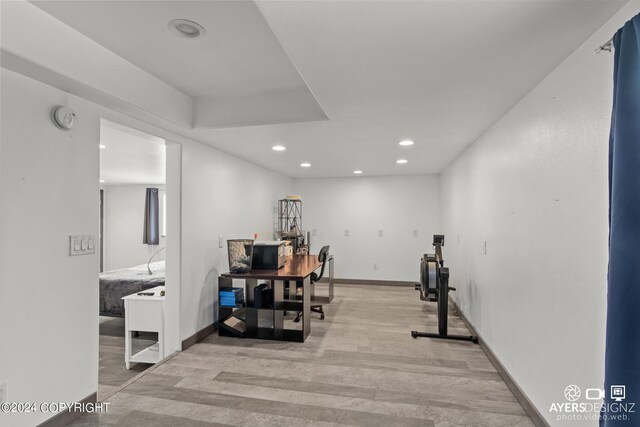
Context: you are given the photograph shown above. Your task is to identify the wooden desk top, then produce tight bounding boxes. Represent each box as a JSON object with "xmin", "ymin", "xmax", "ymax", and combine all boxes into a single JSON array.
[{"xmin": 222, "ymin": 254, "xmax": 322, "ymax": 280}]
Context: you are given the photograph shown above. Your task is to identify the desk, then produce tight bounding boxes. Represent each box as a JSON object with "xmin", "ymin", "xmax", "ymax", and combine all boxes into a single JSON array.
[
  {"xmin": 218, "ymin": 254, "xmax": 333, "ymax": 342},
  {"xmin": 122, "ymin": 286, "xmax": 165, "ymax": 369}
]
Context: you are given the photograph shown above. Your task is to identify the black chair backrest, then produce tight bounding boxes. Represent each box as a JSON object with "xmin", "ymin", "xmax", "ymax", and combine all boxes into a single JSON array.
[{"xmin": 314, "ymin": 245, "xmax": 330, "ymax": 282}]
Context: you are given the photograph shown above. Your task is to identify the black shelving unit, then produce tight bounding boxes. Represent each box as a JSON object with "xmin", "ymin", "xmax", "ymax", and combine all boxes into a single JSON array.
[
  {"xmin": 217, "ymin": 278, "xmax": 309, "ymax": 342},
  {"xmin": 278, "ymin": 198, "xmax": 302, "ymax": 236}
]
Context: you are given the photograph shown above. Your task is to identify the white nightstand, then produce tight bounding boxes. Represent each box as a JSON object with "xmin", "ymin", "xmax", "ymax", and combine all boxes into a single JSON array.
[{"xmin": 122, "ymin": 286, "xmax": 165, "ymax": 369}]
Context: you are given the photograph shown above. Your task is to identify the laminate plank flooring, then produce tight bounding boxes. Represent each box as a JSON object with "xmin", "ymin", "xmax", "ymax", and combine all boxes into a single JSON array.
[
  {"xmin": 74, "ymin": 285, "xmax": 533, "ymax": 426},
  {"xmin": 98, "ymin": 316, "xmax": 155, "ymax": 400}
]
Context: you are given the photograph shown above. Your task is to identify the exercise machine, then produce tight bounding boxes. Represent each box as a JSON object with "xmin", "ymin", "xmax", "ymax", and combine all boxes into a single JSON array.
[{"xmin": 411, "ymin": 235, "xmax": 478, "ymax": 343}]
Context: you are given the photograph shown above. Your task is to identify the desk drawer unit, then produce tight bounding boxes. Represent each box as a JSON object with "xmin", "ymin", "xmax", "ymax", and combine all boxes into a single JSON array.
[{"xmin": 125, "ymin": 299, "xmax": 164, "ymax": 332}]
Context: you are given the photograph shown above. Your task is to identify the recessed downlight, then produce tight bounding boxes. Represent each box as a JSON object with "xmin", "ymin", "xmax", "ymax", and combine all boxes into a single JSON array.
[
  {"xmin": 168, "ymin": 19, "xmax": 206, "ymax": 39},
  {"xmin": 99, "ymin": 180, "xmax": 105, "ymax": 183},
  {"xmin": 396, "ymin": 159, "xmax": 408, "ymax": 164},
  {"xmin": 300, "ymin": 163, "xmax": 311, "ymax": 168},
  {"xmin": 353, "ymin": 170, "xmax": 363, "ymax": 174},
  {"xmin": 99, "ymin": 144, "xmax": 106, "ymax": 149},
  {"xmin": 399, "ymin": 140, "xmax": 414, "ymax": 146},
  {"xmin": 272, "ymin": 145, "xmax": 286, "ymax": 151}
]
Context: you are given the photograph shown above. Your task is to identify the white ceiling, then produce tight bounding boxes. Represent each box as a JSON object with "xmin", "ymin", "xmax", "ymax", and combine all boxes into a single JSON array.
[
  {"xmin": 31, "ymin": 0, "xmax": 626, "ymax": 178},
  {"xmin": 30, "ymin": 0, "xmax": 327, "ymax": 128},
  {"xmin": 100, "ymin": 120, "xmax": 166, "ymax": 185}
]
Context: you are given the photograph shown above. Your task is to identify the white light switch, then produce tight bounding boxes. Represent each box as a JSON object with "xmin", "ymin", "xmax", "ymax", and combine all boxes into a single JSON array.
[
  {"xmin": 344, "ymin": 229, "xmax": 350, "ymax": 237},
  {"xmin": 70, "ymin": 235, "xmax": 96, "ymax": 256}
]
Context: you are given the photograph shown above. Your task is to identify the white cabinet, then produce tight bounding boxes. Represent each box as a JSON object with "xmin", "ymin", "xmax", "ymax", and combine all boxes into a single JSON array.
[{"xmin": 122, "ymin": 286, "xmax": 165, "ymax": 369}]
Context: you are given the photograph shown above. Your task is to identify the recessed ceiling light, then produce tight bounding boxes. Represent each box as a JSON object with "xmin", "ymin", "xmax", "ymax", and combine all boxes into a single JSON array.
[
  {"xmin": 168, "ymin": 19, "xmax": 206, "ymax": 39},
  {"xmin": 396, "ymin": 159, "xmax": 408, "ymax": 164},
  {"xmin": 272, "ymin": 145, "xmax": 286, "ymax": 151},
  {"xmin": 399, "ymin": 140, "xmax": 414, "ymax": 146},
  {"xmin": 353, "ymin": 170, "xmax": 363, "ymax": 174},
  {"xmin": 99, "ymin": 180, "xmax": 105, "ymax": 183},
  {"xmin": 300, "ymin": 163, "xmax": 311, "ymax": 168},
  {"xmin": 99, "ymin": 144, "xmax": 106, "ymax": 149}
]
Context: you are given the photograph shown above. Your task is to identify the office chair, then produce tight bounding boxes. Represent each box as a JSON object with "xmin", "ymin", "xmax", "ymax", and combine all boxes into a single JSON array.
[{"xmin": 295, "ymin": 245, "xmax": 330, "ymax": 322}]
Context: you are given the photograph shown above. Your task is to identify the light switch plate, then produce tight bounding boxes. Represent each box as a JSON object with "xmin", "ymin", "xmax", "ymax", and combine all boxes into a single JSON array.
[
  {"xmin": 378, "ymin": 229, "xmax": 383, "ymax": 237},
  {"xmin": 0, "ymin": 382, "xmax": 7, "ymax": 404},
  {"xmin": 69, "ymin": 235, "xmax": 96, "ymax": 256},
  {"xmin": 344, "ymin": 229, "xmax": 350, "ymax": 237}
]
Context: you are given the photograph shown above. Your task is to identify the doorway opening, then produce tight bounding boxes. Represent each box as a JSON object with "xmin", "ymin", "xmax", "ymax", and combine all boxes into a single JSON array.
[{"xmin": 97, "ymin": 119, "xmax": 179, "ymax": 400}]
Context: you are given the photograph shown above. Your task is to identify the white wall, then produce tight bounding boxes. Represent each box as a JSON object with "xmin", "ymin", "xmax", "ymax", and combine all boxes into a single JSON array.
[
  {"xmin": 0, "ymin": 69, "xmax": 100, "ymax": 427},
  {"xmin": 102, "ymin": 184, "xmax": 166, "ymax": 272},
  {"xmin": 440, "ymin": 3, "xmax": 640, "ymax": 425},
  {"xmin": 180, "ymin": 143, "xmax": 292, "ymax": 338},
  {"xmin": 293, "ymin": 175, "xmax": 440, "ymax": 282},
  {"xmin": 0, "ymin": 69, "xmax": 291, "ymax": 426}
]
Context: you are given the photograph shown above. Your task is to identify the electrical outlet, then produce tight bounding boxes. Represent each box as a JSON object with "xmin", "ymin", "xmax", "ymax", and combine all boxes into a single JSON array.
[
  {"xmin": 378, "ymin": 229, "xmax": 383, "ymax": 237},
  {"xmin": 312, "ymin": 229, "xmax": 317, "ymax": 237},
  {"xmin": 413, "ymin": 230, "xmax": 419, "ymax": 238},
  {"xmin": 218, "ymin": 236, "xmax": 223, "ymax": 249},
  {"xmin": 0, "ymin": 382, "xmax": 7, "ymax": 404},
  {"xmin": 373, "ymin": 263, "xmax": 378, "ymax": 271}
]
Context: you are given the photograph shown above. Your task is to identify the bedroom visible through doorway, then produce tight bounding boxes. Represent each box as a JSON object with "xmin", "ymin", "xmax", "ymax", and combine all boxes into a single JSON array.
[{"xmin": 98, "ymin": 120, "xmax": 167, "ymax": 400}]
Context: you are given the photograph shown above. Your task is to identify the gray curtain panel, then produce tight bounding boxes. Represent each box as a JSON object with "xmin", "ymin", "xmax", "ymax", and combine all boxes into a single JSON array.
[{"xmin": 143, "ymin": 188, "xmax": 159, "ymax": 245}]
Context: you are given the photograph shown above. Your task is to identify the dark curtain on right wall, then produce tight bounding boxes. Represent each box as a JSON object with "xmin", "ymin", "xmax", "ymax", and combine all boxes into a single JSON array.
[
  {"xmin": 602, "ymin": 13, "xmax": 640, "ymax": 427},
  {"xmin": 143, "ymin": 187, "xmax": 160, "ymax": 245}
]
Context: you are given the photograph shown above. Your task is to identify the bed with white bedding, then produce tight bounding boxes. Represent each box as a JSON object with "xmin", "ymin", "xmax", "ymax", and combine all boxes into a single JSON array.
[{"xmin": 99, "ymin": 261, "xmax": 165, "ymax": 317}]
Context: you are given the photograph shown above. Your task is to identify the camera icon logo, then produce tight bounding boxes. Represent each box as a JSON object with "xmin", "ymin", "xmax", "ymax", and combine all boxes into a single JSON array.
[{"xmin": 586, "ymin": 388, "xmax": 605, "ymax": 400}]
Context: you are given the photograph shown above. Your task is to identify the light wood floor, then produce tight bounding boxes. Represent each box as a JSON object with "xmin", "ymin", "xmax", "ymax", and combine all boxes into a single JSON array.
[
  {"xmin": 74, "ymin": 284, "xmax": 533, "ymax": 426},
  {"xmin": 98, "ymin": 317, "xmax": 155, "ymax": 400}
]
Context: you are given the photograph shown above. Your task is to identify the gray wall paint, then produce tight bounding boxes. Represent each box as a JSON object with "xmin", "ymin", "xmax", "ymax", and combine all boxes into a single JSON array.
[
  {"xmin": 439, "ymin": 3, "xmax": 640, "ymax": 425},
  {"xmin": 293, "ymin": 175, "xmax": 440, "ymax": 282},
  {"xmin": 0, "ymin": 69, "xmax": 100, "ymax": 427},
  {"xmin": 102, "ymin": 184, "xmax": 166, "ymax": 272}
]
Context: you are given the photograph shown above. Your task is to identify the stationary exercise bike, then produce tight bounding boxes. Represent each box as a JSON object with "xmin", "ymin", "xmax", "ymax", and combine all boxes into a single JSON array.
[{"xmin": 411, "ymin": 235, "xmax": 478, "ymax": 343}]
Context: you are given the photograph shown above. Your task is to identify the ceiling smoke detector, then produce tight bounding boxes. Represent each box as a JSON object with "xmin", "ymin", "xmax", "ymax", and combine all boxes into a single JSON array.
[{"xmin": 168, "ymin": 19, "xmax": 206, "ymax": 39}]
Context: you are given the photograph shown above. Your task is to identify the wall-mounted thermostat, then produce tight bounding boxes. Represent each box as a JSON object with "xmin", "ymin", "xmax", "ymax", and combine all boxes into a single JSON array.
[{"xmin": 51, "ymin": 106, "xmax": 77, "ymax": 130}]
